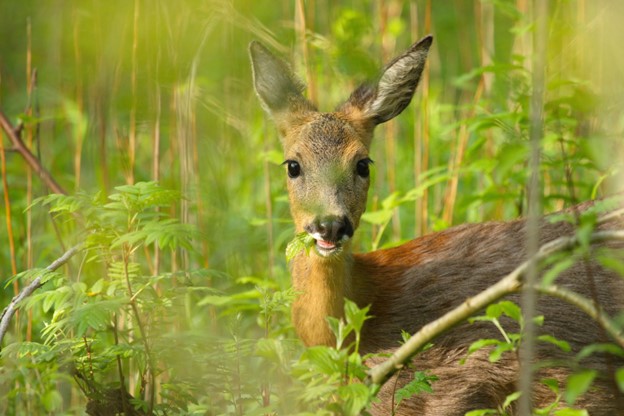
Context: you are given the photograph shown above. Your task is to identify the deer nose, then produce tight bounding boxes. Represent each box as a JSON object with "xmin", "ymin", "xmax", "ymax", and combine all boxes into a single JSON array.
[{"xmin": 306, "ymin": 215, "xmax": 354, "ymax": 242}]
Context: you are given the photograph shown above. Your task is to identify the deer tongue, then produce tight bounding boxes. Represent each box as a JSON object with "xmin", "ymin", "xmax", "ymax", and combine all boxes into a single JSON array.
[{"xmin": 316, "ymin": 239, "xmax": 336, "ymax": 250}]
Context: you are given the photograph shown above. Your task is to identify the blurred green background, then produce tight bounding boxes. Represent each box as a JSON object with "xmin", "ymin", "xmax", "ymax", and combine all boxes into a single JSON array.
[{"xmin": 1, "ymin": 0, "xmax": 623, "ymax": 414}]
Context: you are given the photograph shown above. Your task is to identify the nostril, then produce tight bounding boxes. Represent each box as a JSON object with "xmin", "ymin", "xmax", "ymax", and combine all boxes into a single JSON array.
[
  {"xmin": 337, "ymin": 223, "xmax": 345, "ymax": 237},
  {"xmin": 307, "ymin": 216, "xmax": 354, "ymax": 243},
  {"xmin": 340, "ymin": 216, "xmax": 354, "ymax": 239}
]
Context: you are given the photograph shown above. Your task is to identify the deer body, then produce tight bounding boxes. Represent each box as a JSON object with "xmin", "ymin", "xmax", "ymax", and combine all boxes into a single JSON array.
[{"xmin": 249, "ymin": 36, "xmax": 624, "ymax": 414}]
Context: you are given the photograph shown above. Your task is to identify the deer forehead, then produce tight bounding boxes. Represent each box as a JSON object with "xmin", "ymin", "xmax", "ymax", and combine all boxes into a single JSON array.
[{"xmin": 284, "ymin": 113, "xmax": 369, "ymax": 166}]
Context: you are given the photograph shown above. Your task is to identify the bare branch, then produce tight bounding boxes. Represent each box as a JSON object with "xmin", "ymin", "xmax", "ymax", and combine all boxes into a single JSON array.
[
  {"xmin": 367, "ymin": 255, "xmax": 522, "ymax": 385},
  {"xmin": 0, "ymin": 109, "xmax": 66, "ymax": 195},
  {"xmin": 536, "ymin": 284, "xmax": 624, "ymax": 349},
  {"xmin": 367, "ymin": 229, "xmax": 624, "ymax": 386},
  {"xmin": 0, "ymin": 244, "xmax": 82, "ymax": 347},
  {"xmin": 597, "ymin": 206, "xmax": 624, "ymax": 224}
]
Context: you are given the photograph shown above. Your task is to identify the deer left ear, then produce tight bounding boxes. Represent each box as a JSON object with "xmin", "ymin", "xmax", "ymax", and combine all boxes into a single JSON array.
[
  {"xmin": 340, "ymin": 35, "xmax": 433, "ymax": 126},
  {"xmin": 249, "ymin": 41, "xmax": 316, "ymax": 135}
]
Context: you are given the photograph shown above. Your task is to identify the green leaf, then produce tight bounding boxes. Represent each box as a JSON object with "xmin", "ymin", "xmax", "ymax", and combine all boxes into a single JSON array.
[
  {"xmin": 565, "ymin": 369, "xmax": 597, "ymax": 405},
  {"xmin": 489, "ymin": 342, "xmax": 516, "ymax": 362},
  {"xmin": 554, "ymin": 409, "xmax": 589, "ymax": 416},
  {"xmin": 485, "ymin": 300, "xmax": 520, "ymax": 322},
  {"xmin": 616, "ymin": 367, "xmax": 624, "ymax": 392},
  {"xmin": 576, "ymin": 343, "xmax": 624, "ymax": 361},
  {"xmin": 326, "ymin": 316, "xmax": 348, "ymax": 350},
  {"xmin": 465, "ymin": 410, "xmax": 498, "ymax": 416},
  {"xmin": 285, "ymin": 232, "xmax": 315, "ymax": 261},
  {"xmin": 254, "ymin": 338, "xmax": 285, "ymax": 363},
  {"xmin": 360, "ymin": 208, "xmax": 394, "ymax": 226},
  {"xmin": 538, "ymin": 334, "xmax": 571, "ymax": 352},
  {"xmin": 337, "ymin": 383, "xmax": 373, "ymax": 416},
  {"xmin": 597, "ymin": 254, "xmax": 624, "ymax": 278},
  {"xmin": 197, "ymin": 294, "xmax": 233, "ymax": 306},
  {"xmin": 502, "ymin": 391, "xmax": 522, "ymax": 409},
  {"xmin": 88, "ymin": 278, "xmax": 105, "ymax": 296},
  {"xmin": 346, "ymin": 351, "xmax": 368, "ymax": 380},
  {"xmin": 499, "ymin": 301, "xmax": 521, "ymax": 322},
  {"xmin": 41, "ymin": 390, "xmax": 63, "ymax": 412},
  {"xmin": 541, "ymin": 378, "xmax": 560, "ymax": 394},
  {"xmin": 394, "ymin": 371, "xmax": 438, "ymax": 408},
  {"xmin": 467, "ymin": 338, "xmax": 502, "ymax": 356},
  {"xmin": 344, "ymin": 299, "xmax": 371, "ymax": 334},
  {"xmin": 300, "ymin": 346, "xmax": 344, "ymax": 376}
]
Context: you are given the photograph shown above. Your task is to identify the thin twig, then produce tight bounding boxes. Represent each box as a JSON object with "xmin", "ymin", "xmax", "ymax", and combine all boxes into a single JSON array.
[
  {"xmin": 535, "ymin": 284, "xmax": 624, "ymax": 348},
  {"xmin": 367, "ymin": 228, "xmax": 624, "ymax": 386},
  {"xmin": 0, "ymin": 244, "xmax": 82, "ymax": 347},
  {"xmin": 0, "ymin": 109, "xmax": 66, "ymax": 195}
]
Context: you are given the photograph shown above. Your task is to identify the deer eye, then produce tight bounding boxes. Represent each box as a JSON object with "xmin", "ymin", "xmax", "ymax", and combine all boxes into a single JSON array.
[
  {"xmin": 285, "ymin": 160, "xmax": 301, "ymax": 178},
  {"xmin": 356, "ymin": 159, "xmax": 373, "ymax": 178}
]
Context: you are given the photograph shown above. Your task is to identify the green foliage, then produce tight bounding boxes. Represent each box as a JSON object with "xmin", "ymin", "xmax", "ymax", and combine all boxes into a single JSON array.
[
  {"xmin": 394, "ymin": 370, "xmax": 438, "ymax": 411},
  {"xmin": 286, "ymin": 231, "xmax": 316, "ymax": 261},
  {"xmin": 564, "ymin": 370, "xmax": 598, "ymax": 406},
  {"xmin": 293, "ymin": 300, "xmax": 377, "ymax": 416},
  {"xmin": 34, "ymin": 181, "xmax": 196, "ymax": 254},
  {"xmin": 5, "ymin": 183, "xmax": 204, "ymax": 414},
  {"xmin": 465, "ymin": 301, "xmax": 525, "ymax": 363}
]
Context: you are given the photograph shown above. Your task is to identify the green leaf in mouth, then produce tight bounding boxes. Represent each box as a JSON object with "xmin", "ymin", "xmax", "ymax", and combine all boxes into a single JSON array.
[{"xmin": 286, "ymin": 232, "xmax": 316, "ymax": 261}]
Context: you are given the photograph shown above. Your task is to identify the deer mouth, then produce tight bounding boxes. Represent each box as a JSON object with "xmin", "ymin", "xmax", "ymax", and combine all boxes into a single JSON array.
[
  {"xmin": 315, "ymin": 239, "xmax": 340, "ymax": 256},
  {"xmin": 316, "ymin": 239, "xmax": 337, "ymax": 250},
  {"xmin": 312, "ymin": 236, "xmax": 346, "ymax": 257}
]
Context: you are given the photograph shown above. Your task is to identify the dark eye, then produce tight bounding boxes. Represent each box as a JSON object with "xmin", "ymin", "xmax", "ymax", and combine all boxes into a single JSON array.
[
  {"xmin": 286, "ymin": 160, "xmax": 301, "ymax": 178},
  {"xmin": 356, "ymin": 159, "xmax": 372, "ymax": 178}
]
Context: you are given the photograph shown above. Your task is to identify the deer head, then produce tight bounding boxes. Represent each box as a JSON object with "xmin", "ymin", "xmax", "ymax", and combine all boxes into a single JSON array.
[{"xmin": 249, "ymin": 36, "xmax": 432, "ymax": 258}]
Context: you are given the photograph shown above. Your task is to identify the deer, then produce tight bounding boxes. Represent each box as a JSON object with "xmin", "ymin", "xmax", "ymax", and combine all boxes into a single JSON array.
[{"xmin": 249, "ymin": 35, "xmax": 624, "ymax": 415}]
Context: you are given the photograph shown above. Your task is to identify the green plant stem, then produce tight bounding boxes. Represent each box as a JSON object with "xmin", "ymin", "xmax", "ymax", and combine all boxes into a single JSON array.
[
  {"xmin": 122, "ymin": 249, "xmax": 155, "ymax": 415},
  {"xmin": 492, "ymin": 318, "xmax": 512, "ymax": 345},
  {"xmin": 112, "ymin": 314, "xmax": 131, "ymax": 416}
]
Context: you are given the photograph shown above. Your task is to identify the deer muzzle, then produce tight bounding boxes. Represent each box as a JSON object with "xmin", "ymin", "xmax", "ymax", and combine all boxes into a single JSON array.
[{"xmin": 305, "ymin": 215, "xmax": 354, "ymax": 256}]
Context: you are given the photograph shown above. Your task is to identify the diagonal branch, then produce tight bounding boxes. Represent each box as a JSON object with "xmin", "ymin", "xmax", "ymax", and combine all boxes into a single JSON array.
[
  {"xmin": 0, "ymin": 109, "xmax": 66, "ymax": 195},
  {"xmin": 0, "ymin": 243, "xmax": 82, "ymax": 347},
  {"xmin": 535, "ymin": 284, "xmax": 624, "ymax": 348},
  {"xmin": 367, "ymin": 228, "xmax": 624, "ymax": 386}
]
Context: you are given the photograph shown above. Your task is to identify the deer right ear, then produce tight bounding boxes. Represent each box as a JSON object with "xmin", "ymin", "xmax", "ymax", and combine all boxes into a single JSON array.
[
  {"xmin": 341, "ymin": 35, "xmax": 433, "ymax": 127},
  {"xmin": 249, "ymin": 41, "xmax": 315, "ymax": 133}
]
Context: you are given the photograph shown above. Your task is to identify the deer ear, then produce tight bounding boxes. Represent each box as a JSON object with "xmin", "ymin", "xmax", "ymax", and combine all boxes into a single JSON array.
[
  {"xmin": 249, "ymin": 41, "xmax": 315, "ymax": 132},
  {"xmin": 341, "ymin": 35, "xmax": 433, "ymax": 126}
]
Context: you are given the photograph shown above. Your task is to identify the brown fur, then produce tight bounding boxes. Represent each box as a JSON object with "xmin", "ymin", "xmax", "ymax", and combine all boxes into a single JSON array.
[{"xmin": 249, "ymin": 37, "xmax": 624, "ymax": 414}]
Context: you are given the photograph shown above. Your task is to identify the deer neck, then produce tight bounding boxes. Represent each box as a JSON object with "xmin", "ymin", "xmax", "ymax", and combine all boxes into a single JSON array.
[{"xmin": 290, "ymin": 248, "xmax": 355, "ymax": 346}]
